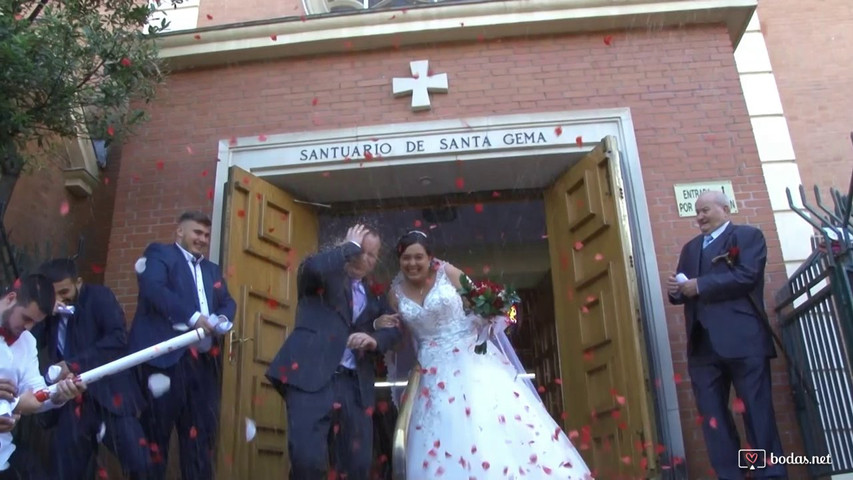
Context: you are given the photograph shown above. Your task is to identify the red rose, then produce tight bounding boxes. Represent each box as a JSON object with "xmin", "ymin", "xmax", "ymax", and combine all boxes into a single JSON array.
[
  {"xmin": 369, "ymin": 282, "xmax": 386, "ymax": 296},
  {"xmin": 728, "ymin": 246, "xmax": 740, "ymax": 259}
]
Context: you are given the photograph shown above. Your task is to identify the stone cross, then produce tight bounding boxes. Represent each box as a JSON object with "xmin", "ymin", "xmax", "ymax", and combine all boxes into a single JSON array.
[{"xmin": 392, "ymin": 60, "xmax": 448, "ymax": 111}]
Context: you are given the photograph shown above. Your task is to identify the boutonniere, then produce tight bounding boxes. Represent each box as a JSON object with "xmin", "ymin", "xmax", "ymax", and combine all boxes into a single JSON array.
[
  {"xmin": 367, "ymin": 279, "xmax": 387, "ymax": 297},
  {"xmin": 712, "ymin": 246, "xmax": 740, "ymax": 266}
]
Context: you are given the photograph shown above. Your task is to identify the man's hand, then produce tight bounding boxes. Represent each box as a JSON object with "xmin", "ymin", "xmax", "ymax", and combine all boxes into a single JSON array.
[
  {"xmin": 343, "ymin": 224, "xmax": 368, "ymax": 248},
  {"xmin": 666, "ymin": 275, "xmax": 681, "ymax": 296},
  {"xmin": 347, "ymin": 333, "xmax": 377, "ymax": 351},
  {"xmin": 0, "ymin": 414, "xmax": 19, "ymax": 433},
  {"xmin": 0, "ymin": 379, "xmax": 16, "ymax": 402},
  {"xmin": 50, "ymin": 375, "xmax": 86, "ymax": 405},
  {"xmin": 52, "ymin": 361, "xmax": 71, "ymax": 381},
  {"xmin": 373, "ymin": 313, "xmax": 400, "ymax": 330},
  {"xmin": 195, "ymin": 315, "xmax": 214, "ymax": 334},
  {"xmin": 679, "ymin": 278, "xmax": 699, "ymax": 298}
]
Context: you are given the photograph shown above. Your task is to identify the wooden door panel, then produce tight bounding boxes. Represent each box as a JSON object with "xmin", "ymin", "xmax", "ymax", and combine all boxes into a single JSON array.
[
  {"xmin": 217, "ymin": 166, "xmax": 318, "ymax": 479},
  {"xmin": 545, "ymin": 137, "xmax": 656, "ymax": 478}
]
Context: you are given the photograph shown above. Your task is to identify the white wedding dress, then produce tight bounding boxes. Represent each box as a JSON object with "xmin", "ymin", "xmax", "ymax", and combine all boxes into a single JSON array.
[{"xmin": 391, "ymin": 264, "xmax": 593, "ymax": 479}]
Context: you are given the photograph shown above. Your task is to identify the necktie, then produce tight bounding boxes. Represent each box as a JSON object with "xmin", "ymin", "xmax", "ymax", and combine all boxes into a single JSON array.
[
  {"xmin": 352, "ymin": 280, "xmax": 365, "ymax": 322},
  {"xmin": 57, "ymin": 315, "xmax": 69, "ymax": 356},
  {"xmin": 702, "ymin": 235, "xmax": 713, "ymax": 249},
  {"xmin": 191, "ymin": 257, "xmax": 213, "ymax": 352}
]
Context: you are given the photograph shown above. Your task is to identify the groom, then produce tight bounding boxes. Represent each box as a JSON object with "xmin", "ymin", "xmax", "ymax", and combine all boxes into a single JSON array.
[{"xmin": 266, "ymin": 224, "xmax": 401, "ymax": 480}]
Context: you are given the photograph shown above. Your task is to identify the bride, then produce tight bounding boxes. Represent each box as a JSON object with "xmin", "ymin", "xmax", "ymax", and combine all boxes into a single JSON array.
[{"xmin": 380, "ymin": 230, "xmax": 593, "ymax": 479}]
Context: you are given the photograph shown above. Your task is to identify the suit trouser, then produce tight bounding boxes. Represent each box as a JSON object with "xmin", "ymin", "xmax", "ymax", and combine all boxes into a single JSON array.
[
  {"xmin": 138, "ymin": 352, "xmax": 219, "ymax": 480},
  {"xmin": 688, "ymin": 326, "xmax": 787, "ymax": 479},
  {"xmin": 0, "ymin": 447, "xmax": 49, "ymax": 480},
  {"xmin": 285, "ymin": 369, "xmax": 374, "ymax": 480},
  {"xmin": 50, "ymin": 397, "xmax": 151, "ymax": 480}
]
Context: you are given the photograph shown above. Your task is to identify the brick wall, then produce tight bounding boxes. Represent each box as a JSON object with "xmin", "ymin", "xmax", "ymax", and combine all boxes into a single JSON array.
[
  {"xmin": 759, "ymin": 0, "xmax": 853, "ymax": 194},
  {"xmin": 3, "ymin": 148, "xmax": 119, "ymax": 285},
  {"xmin": 106, "ymin": 25, "xmax": 804, "ymax": 478}
]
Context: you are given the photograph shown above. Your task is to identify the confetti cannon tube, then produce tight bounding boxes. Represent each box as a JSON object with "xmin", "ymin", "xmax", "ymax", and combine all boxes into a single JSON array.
[{"xmin": 33, "ymin": 321, "xmax": 233, "ymax": 402}]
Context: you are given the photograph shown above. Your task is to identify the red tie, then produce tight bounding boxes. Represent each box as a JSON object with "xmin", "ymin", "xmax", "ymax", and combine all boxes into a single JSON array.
[{"xmin": 0, "ymin": 327, "xmax": 17, "ymax": 346}]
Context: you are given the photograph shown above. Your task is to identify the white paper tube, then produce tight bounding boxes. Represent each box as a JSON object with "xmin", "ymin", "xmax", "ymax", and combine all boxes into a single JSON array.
[{"xmin": 34, "ymin": 323, "xmax": 231, "ymax": 403}]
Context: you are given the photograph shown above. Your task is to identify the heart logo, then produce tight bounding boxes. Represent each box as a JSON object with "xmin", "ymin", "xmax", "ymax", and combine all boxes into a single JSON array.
[{"xmin": 745, "ymin": 452, "xmax": 758, "ymax": 464}]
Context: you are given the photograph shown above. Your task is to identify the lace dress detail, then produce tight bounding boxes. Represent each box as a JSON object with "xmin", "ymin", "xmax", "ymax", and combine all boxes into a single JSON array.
[{"xmin": 392, "ymin": 264, "xmax": 593, "ymax": 480}]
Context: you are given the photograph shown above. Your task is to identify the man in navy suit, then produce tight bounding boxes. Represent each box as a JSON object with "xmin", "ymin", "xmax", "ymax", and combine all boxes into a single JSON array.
[
  {"xmin": 266, "ymin": 224, "xmax": 401, "ymax": 480},
  {"xmin": 36, "ymin": 258, "xmax": 151, "ymax": 479},
  {"xmin": 128, "ymin": 211, "xmax": 236, "ymax": 480},
  {"xmin": 667, "ymin": 191, "xmax": 786, "ymax": 479}
]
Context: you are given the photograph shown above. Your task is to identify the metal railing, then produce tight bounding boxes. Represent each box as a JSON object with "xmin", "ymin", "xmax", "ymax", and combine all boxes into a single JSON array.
[{"xmin": 774, "ymin": 159, "xmax": 853, "ymax": 478}]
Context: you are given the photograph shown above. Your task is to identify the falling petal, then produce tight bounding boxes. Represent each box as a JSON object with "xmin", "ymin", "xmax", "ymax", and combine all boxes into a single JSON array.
[
  {"xmin": 147, "ymin": 373, "xmax": 171, "ymax": 398},
  {"xmin": 604, "ymin": 35, "xmax": 613, "ymax": 46},
  {"xmin": 455, "ymin": 177, "xmax": 465, "ymax": 189},
  {"xmin": 189, "ymin": 426, "xmax": 198, "ymax": 439},
  {"xmin": 59, "ymin": 200, "xmax": 70, "ymax": 216},
  {"xmin": 270, "ymin": 34, "xmax": 277, "ymax": 41},
  {"xmin": 134, "ymin": 257, "xmax": 147, "ymax": 274},
  {"xmin": 554, "ymin": 126, "xmax": 563, "ymax": 136},
  {"xmin": 246, "ymin": 418, "xmax": 257, "ymax": 441},
  {"xmin": 473, "ymin": 203, "xmax": 484, "ymax": 213},
  {"xmin": 732, "ymin": 397, "xmax": 746, "ymax": 414},
  {"xmin": 206, "ymin": 13, "xmax": 213, "ymax": 19},
  {"xmin": 573, "ymin": 241, "xmax": 584, "ymax": 251},
  {"xmin": 594, "ymin": 253, "xmax": 604, "ymax": 261},
  {"xmin": 575, "ymin": 136, "xmax": 583, "ymax": 147}
]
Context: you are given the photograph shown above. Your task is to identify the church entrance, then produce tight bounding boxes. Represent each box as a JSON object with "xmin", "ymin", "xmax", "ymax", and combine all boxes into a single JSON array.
[{"xmin": 213, "ymin": 135, "xmax": 665, "ymax": 479}]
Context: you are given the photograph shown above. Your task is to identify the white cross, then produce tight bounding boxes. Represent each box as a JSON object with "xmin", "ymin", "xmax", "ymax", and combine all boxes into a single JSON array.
[{"xmin": 392, "ymin": 60, "xmax": 448, "ymax": 111}]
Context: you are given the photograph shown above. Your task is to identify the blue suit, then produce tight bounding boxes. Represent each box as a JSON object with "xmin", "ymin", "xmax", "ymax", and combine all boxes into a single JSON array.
[
  {"xmin": 266, "ymin": 242, "xmax": 400, "ymax": 480},
  {"xmin": 34, "ymin": 284, "xmax": 150, "ymax": 479},
  {"xmin": 129, "ymin": 242, "xmax": 236, "ymax": 480},
  {"xmin": 670, "ymin": 223, "xmax": 786, "ymax": 479}
]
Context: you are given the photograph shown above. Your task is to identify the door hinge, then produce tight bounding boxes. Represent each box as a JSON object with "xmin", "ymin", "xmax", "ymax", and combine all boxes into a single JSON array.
[
  {"xmin": 619, "ymin": 187, "xmax": 624, "ymax": 200},
  {"xmin": 628, "ymin": 255, "xmax": 634, "ymax": 268}
]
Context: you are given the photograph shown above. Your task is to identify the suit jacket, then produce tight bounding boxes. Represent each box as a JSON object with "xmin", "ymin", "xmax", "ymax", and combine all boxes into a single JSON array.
[
  {"xmin": 668, "ymin": 223, "xmax": 776, "ymax": 359},
  {"xmin": 35, "ymin": 284, "xmax": 145, "ymax": 416},
  {"xmin": 265, "ymin": 242, "xmax": 401, "ymax": 408},
  {"xmin": 128, "ymin": 243, "xmax": 237, "ymax": 368}
]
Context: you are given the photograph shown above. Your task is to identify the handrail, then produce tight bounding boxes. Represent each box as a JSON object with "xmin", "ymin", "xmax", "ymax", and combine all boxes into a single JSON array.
[{"xmin": 391, "ymin": 365, "xmax": 421, "ymax": 480}]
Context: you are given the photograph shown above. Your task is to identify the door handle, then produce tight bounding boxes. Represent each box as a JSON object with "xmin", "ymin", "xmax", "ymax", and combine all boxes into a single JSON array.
[{"xmin": 228, "ymin": 331, "xmax": 253, "ymax": 365}]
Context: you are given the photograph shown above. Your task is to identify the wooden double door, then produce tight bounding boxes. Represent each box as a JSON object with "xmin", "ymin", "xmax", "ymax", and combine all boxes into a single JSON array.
[{"xmin": 214, "ymin": 137, "xmax": 658, "ymax": 479}]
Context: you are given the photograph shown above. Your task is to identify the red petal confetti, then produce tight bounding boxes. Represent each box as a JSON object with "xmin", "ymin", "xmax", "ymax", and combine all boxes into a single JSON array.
[
  {"xmin": 554, "ymin": 126, "xmax": 563, "ymax": 136},
  {"xmin": 209, "ymin": 345, "xmax": 220, "ymax": 357},
  {"xmin": 615, "ymin": 395, "xmax": 626, "ymax": 405},
  {"xmin": 583, "ymin": 351, "xmax": 594, "ymax": 361},
  {"xmin": 97, "ymin": 467, "xmax": 108, "ymax": 479},
  {"xmin": 241, "ymin": 176, "xmax": 250, "ymax": 185},
  {"xmin": 529, "ymin": 453, "xmax": 537, "ymax": 463},
  {"xmin": 291, "ymin": 362, "xmax": 299, "ymax": 370},
  {"xmin": 321, "ymin": 172, "xmax": 330, "ymax": 178},
  {"xmin": 120, "ymin": 57, "xmax": 132, "ymax": 67},
  {"xmin": 482, "ymin": 461, "xmax": 490, "ymax": 470},
  {"xmin": 604, "ymin": 35, "xmax": 613, "ymax": 46},
  {"xmin": 377, "ymin": 400, "xmax": 389, "ymax": 414},
  {"xmin": 709, "ymin": 416, "xmax": 718, "ymax": 429},
  {"xmin": 229, "ymin": 137, "xmax": 238, "ymax": 146},
  {"xmin": 207, "ymin": 188, "xmax": 214, "ymax": 200},
  {"xmin": 473, "ymin": 203, "xmax": 484, "ymax": 213},
  {"xmin": 364, "ymin": 151, "xmax": 373, "ymax": 161},
  {"xmin": 537, "ymin": 385, "xmax": 546, "ymax": 393},
  {"xmin": 75, "ymin": 406, "xmax": 82, "ymax": 417},
  {"xmin": 673, "ymin": 373, "xmax": 683, "ymax": 384},
  {"xmin": 189, "ymin": 347, "xmax": 199, "ymax": 359},
  {"xmin": 655, "ymin": 444, "xmax": 667, "ymax": 455},
  {"xmin": 103, "ymin": 177, "xmax": 109, "ymax": 185},
  {"xmin": 575, "ymin": 136, "xmax": 583, "ymax": 147},
  {"xmin": 332, "ymin": 402, "xmax": 342, "ymax": 410},
  {"xmin": 594, "ymin": 253, "xmax": 604, "ymax": 261},
  {"xmin": 154, "ymin": 160, "xmax": 165, "ymax": 170},
  {"xmin": 201, "ymin": 170, "xmax": 208, "ymax": 177},
  {"xmin": 106, "ymin": 125, "xmax": 115, "ymax": 136},
  {"xmin": 694, "ymin": 414, "xmax": 704, "ymax": 426},
  {"xmin": 573, "ymin": 241, "xmax": 584, "ymax": 251},
  {"xmin": 59, "ymin": 200, "xmax": 70, "ymax": 216},
  {"xmin": 732, "ymin": 397, "xmax": 746, "ymax": 414},
  {"xmin": 312, "ymin": 97, "xmax": 319, "ymax": 106},
  {"xmin": 364, "ymin": 406, "xmax": 374, "ymax": 416},
  {"xmin": 138, "ymin": 438, "xmax": 148, "ymax": 447},
  {"xmin": 213, "ymin": 281, "xmax": 222, "ymax": 289},
  {"xmin": 206, "ymin": 13, "xmax": 213, "ymax": 19},
  {"xmin": 113, "ymin": 394, "xmax": 123, "ymax": 407},
  {"xmin": 91, "ymin": 264, "xmax": 104, "ymax": 274},
  {"xmin": 465, "ymin": 407, "xmax": 471, "ymax": 416},
  {"xmin": 621, "ymin": 456, "xmax": 631, "ymax": 465},
  {"xmin": 258, "ymin": 134, "xmax": 267, "ymax": 142},
  {"xmin": 270, "ymin": 34, "xmax": 277, "ymax": 41},
  {"xmin": 554, "ymin": 378, "xmax": 562, "ymax": 385},
  {"xmin": 189, "ymin": 426, "xmax": 198, "ymax": 439},
  {"xmin": 193, "ymin": 34, "xmax": 201, "ymax": 40},
  {"xmin": 267, "ymin": 298, "xmax": 279, "ymax": 309},
  {"xmin": 455, "ymin": 177, "xmax": 465, "ymax": 189},
  {"xmin": 437, "ymin": 381, "xmax": 446, "ymax": 389},
  {"xmin": 236, "ymin": 209, "xmax": 246, "ymax": 218}
]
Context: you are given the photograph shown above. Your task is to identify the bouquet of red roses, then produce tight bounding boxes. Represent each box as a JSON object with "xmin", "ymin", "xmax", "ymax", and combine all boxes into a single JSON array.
[{"xmin": 458, "ymin": 274, "xmax": 521, "ymax": 354}]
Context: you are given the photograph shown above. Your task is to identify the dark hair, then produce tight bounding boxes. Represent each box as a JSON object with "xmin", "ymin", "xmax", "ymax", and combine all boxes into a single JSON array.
[
  {"xmin": 178, "ymin": 211, "xmax": 212, "ymax": 227},
  {"xmin": 38, "ymin": 258, "xmax": 79, "ymax": 283},
  {"xmin": 5, "ymin": 274, "xmax": 56, "ymax": 317},
  {"xmin": 396, "ymin": 230, "xmax": 432, "ymax": 258}
]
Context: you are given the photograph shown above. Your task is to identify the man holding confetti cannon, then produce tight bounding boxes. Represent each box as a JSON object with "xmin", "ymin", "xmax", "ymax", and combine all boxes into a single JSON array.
[
  {"xmin": 127, "ymin": 211, "xmax": 236, "ymax": 480},
  {"xmin": 35, "ymin": 258, "xmax": 151, "ymax": 479},
  {"xmin": 0, "ymin": 274, "xmax": 86, "ymax": 480}
]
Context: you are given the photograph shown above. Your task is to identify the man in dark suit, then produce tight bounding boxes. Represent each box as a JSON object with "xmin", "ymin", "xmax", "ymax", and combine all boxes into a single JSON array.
[
  {"xmin": 128, "ymin": 211, "xmax": 236, "ymax": 480},
  {"xmin": 36, "ymin": 258, "xmax": 151, "ymax": 479},
  {"xmin": 667, "ymin": 191, "xmax": 786, "ymax": 479},
  {"xmin": 266, "ymin": 224, "xmax": 401, "ymax": 480}
]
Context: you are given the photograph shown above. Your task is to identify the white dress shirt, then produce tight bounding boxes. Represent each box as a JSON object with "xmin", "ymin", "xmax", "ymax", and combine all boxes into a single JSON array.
[
  {"xmin": 175, "ymin": 243, "xmax": 211, "ymax": 327},
  {"xmin": 0, "ymin": 331, "xmax": 64, "ymax": 471}
]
